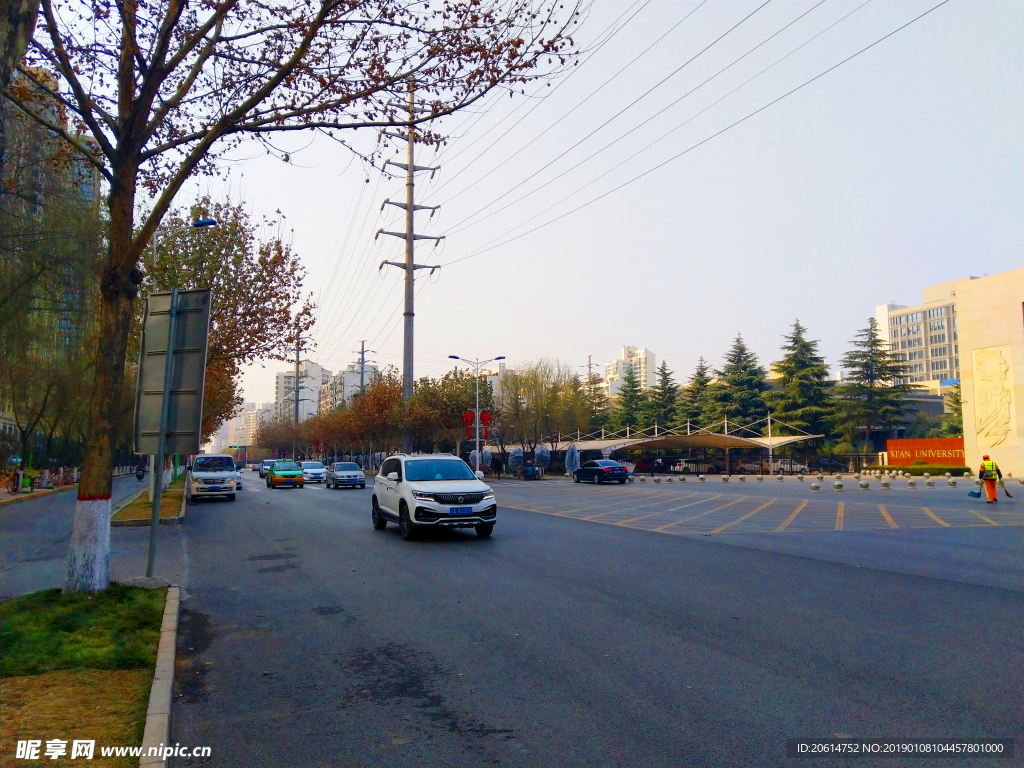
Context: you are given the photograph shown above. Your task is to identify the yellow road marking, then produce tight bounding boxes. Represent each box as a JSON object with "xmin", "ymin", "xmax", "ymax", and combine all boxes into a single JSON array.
[
  {"xmin": 775, "ymin": 500, "xmax": 807, "ymax": 532},
  {"xmin": 654, "ymin": 496, "xmax": 747, "ymax": 532},
  {"xmin": 582, "ymin": 493, "xmax": 699, "ymax": 520},
  {"xmin": 921, "ymin": 507, "xmax": 949, "ymax": 527},
  {"xmin": 615, "ymin": 495, "xmax": 721, "ymax": 526},
  {"xmin": 878, "ymin": 504, "xmax": 897, "ymax": 529},
  {"xmin": 971, "ymin": 510, "xmax": 999, "ymax": 526},
  {"xmin": 835, "ymin": 502, "xmax": 844, "ymax": 531},
  {"xmin": 711, "ymin": 498, "xmax": 777, "ymax": 534}
]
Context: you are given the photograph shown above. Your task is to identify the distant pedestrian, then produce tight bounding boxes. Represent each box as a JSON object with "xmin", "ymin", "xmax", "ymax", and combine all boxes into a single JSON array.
[
  {"xmin": 979, "ymin": 455, "xmax": 1002, "ymax": 503},
  {"xmin": 492, "ymin": 455, "xmax": 503, "ymax": 480}
]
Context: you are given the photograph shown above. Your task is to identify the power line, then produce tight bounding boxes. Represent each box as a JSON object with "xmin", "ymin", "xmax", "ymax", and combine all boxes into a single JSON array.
[
  {"xmin": 436, "ymin": 0, "xmax": 771, "ymax": 234},
  {"xmin": 441, "ymin": 0, "xmax": 949, "ymax": 269},
  {"xmin": 444, "ymin": 0, "xmax": 830, "ymax": 239}
]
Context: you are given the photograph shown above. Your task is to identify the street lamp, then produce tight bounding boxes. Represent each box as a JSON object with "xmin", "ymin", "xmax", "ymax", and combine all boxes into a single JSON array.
[
  {"xmin": 449, "ymin": 355, "xmax": 504, "ymax": 473},
  {"xmin": 151, "ymin": 218, "xmax": 219, "ymax": 283}
]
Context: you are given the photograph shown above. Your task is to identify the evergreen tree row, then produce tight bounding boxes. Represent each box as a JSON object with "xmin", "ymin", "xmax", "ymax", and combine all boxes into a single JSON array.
[{"xmin": 601, "ymin": 318, "xmax": 950, "ymax": 453}]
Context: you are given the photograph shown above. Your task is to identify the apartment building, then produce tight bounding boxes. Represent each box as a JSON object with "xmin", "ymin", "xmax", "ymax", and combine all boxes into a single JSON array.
[
  {"xmin": 319, "ymin": 361, "xmax": 381, "ymax": 412},
  {"xmin": 599, "ymin": 345, "xmax": 656, "ymax": 399},
  {"xmin": 275, "ymin": 361, "xmax": 332, "ymax": 423}
]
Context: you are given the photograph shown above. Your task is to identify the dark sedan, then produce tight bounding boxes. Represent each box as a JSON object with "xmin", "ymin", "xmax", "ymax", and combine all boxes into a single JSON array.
[{"xmin": 573, "ymin": 460, "xmax": 628, "ymax": 484}]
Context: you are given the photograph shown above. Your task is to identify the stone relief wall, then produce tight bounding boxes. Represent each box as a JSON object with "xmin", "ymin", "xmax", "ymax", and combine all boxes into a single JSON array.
[{"xmin": 972, "ymin": 345, "xmax": 1017, "ymax": 448}]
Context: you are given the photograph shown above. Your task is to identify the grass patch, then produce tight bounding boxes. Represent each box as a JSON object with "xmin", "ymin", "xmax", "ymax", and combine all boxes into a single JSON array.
[
  {"xmin": 111, "ymin": 477, "xmax": 184, "ymax": 522},
  {"xmin": 0, "ymin": 584, "xmax": 164, "ymax": 677},
  {"xmin": 0, "ymin": 669, "xmax": 151, "ymax": 767}
]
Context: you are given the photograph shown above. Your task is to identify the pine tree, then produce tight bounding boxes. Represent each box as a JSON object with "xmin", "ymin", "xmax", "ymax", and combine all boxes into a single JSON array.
[
  {"xmin": 674, "ymin": 357, "xmax": 712, "ymax": 428},
  {"xmin": 835, "ymin": 317, "xmax": 910, "ymax": 455},
  {"xmin": 703, "ymin": 335, "xmax": 768, "ymax": 429},
  {"xmin": 764, "ymin": 320, "xmax": 833, "ymax": 438},
  {"xmin": 587, "ymin": 373, "xmax": 609, "ymax": 429},
  {"xmin": 640, "ymin": 361, "xmax": 677, "ymax": 429},
  {"xmin": 611, "ymin": 364, "xmax": 644, "ymax": 430}
]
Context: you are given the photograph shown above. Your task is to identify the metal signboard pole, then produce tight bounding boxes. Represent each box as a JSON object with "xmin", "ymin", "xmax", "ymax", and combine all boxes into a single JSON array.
[{"xmin": 147, "ymin": 288, "xmax": 178, "ymax": 576}]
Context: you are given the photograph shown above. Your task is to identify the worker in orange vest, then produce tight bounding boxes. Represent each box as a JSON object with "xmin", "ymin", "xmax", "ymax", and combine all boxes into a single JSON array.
[{"xmin": 979, "ymin": 455, "xmax": 1002, "ymax": 503}]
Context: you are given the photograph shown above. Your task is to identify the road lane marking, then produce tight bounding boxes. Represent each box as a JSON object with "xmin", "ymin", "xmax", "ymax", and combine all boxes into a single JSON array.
[
  {"xmin": 711, "ymin": 498, "xmax": 777, "ymax": 534},
  {"xmin": 878, "ymin": 504, "xmax": 897, "ymax": 529},
  {"xmin": 970, "ymin": 509, "xmax": 999, "ymax": 526},
  {"xmin": 654, "ymin": 497, "xmax": 746, "ymax": 532},
  {"xmin": 835, "ymin": 502, "xmax": 844, "ymax": 531},
  {"xmin": 920, "ymin": 507, "xmax": 949, "ymax": 527},
  {"xmin": 582, "ymin": 492, "xmax": 701, "ymax": 520},
  {"xmin": 615, "ymin": 495, "xmax": 721, "ymax": 526},
  {"xmin": 775, "ymin": 500, "xmax": 807, "ymax": 532}
]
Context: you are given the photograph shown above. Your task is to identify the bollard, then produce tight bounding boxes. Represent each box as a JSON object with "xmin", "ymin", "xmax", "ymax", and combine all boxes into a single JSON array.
[
  {"xmin": 907, "ymin": 478, "xmax": 917, "ymax": 488},
  {"xmin": 776, "ymin": 474, "xmax": 784, "ymax": 482},
  {"xmin": 738, "ymin": 475, "xmax": 746, "ymax": 482},
  {"xmin": 698, "ymin": 475, "xmax": 706, "ymax": 482},
  {"xmin": 853, "ymin": 473, "xmax": 860, "ymax": 480},
  {"xmin": 628, "ymin": 476, "xmax": 635, "ymax": 482},
  {"xmin": 945, "ymin": 472, "xmax": 952, "ymax": 479},
  {"xmin": 722, "ymin": 475, "xmax": 730, "ymax": 482},
  {"xmin": 666, "ymin": 477, "xmax": 673, "ymax": 483},
  {"xmin": 880, "ymin": 479, "xmax": 891, "ymax": 489},
  {"xmin": 811, "ymin": 482, "xmax": 821, "ymax": 492},
  {"xmin": 923, "ymin": 472, "xmax": 931, "ymax": 480},
  {"xmin": 973, "ymin": 478, "xmax": 983, "ymax": 487},
  {"xmin": 797, "ymin": 475, "xmax": 804, "ymax": 482},
  {"xmin": 816, "ymin": 474, "xmax": 824, "ymax": 481},
  {"xmin": 678, "ymin": 476, "xmax": 686, "ymax": 483},
  {"xmin": 925, "ymin": 479, "xmax": 935, "ymax": 487},
  {"xmin": 757, "ymin": 475, "xmax": 764, "ymax": 482},
  {"xmin": 640, "ymin": 476, "xmax": 647, "ymax": 483},
  {"xmin": 947, "ymin": 480, "xmax": 957, "ymax": 487},
  {"xmin": 654, "ymin": 477, "xmax": 661, "ymax": 483},
  {"xmin": 859, "ymin": 481, "xmax": 869, "ymax": 489},
  {"xmin": 833, "ymin": 480, "xmax": 843, "ymax": 491}
]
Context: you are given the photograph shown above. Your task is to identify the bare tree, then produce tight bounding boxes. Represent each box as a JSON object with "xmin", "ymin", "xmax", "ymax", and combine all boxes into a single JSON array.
[{"xmin": 3, "ymin": 0, "xmax": 579, "ymax": 591}]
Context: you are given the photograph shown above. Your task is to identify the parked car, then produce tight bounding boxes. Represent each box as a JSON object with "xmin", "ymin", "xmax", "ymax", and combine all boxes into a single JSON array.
[
  {"xmin": 327, "ymin": 462, "xmax": 366, "ymax": 489},
  {"xmin": 678, "ymin": 457, "xmax": 726, "ymax": 474},
  {"xmin": 573, "ymin": 459, "xmax": 628, "ymax": 484},
  {"xmin": 266, "ymin": 460, "xmax": 304, "ymax": 489},
  {"xmin": 301, "ymin": 461, "xmax": 327, "ymax": 483},
  {"xmin": 811, "ymin": 458, "xmax": 848, "ymax": 474},
  {"xmin": 768, "ymin": 458, "xmax": 809, "ymax": 475},
  {"xmin": 371, "ymin": 454, "xmax": 495, "ymax": 540},
  {"xmin": 189, "ymin": 454, "xmax": 238, "ymax": 500},
  {"xmin": 259, "ymin": 459, "xmax": 276, "ymax": 478},
  {"xmin": 632, "ymin": 457, "xmax": 676, "ymax": 474}
]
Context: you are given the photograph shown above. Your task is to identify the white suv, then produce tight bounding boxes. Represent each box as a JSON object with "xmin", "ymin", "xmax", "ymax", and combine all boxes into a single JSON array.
[{"xmin": 371, "ymin": 454, "xmax": 496, "ymax": 540}]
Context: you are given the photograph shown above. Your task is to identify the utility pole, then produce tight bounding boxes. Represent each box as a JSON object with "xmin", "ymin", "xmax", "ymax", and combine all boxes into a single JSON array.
[
  {"xmin": 377, "ymin": 81, "xmax": 443, "ymax": 453},
  {"xmin": 355, "ymin": 340, "xmax": 376, "ymax": 395},
  {"xmin": 293, "ymin": 322, "xmax": 300, "ymax": 460}
]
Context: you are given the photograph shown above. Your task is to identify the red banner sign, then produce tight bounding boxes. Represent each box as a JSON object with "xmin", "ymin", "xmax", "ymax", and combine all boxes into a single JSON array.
[{"xmin": 886, "ymin": 438, "xmax": 964, "ymax": 464}]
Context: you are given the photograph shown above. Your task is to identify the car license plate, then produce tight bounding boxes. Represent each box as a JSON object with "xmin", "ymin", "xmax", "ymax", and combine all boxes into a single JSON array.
[
  {"xmin": 208, "ymin": 486, "xmax": 221, "ymax": 491},
  {"xmin": 449, "ymin": 506, "xmax": 473, "ymax": 516},
  {"xmin": 285, "ymin": 479, "xmax": 293, "ymax": 483}
]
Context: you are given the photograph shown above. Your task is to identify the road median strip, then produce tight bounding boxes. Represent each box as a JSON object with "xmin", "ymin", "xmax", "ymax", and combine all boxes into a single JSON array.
[{"xmin": 111, "ymin": 479, "xmax": 186, "ymax": 527}]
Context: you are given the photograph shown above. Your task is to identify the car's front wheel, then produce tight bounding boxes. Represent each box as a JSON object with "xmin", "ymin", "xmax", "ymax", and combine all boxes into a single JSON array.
[
  {"xmin": 371, "ymin": 498, "xmax": 387, "ymax": 530},
  {"xmin": 475, "ymin": 523, "xmax": 493, "ymax": 538},
  {"xmin": 360, "ymin": 483, "xmax": 365, "ymax": 489},
  {"xmin": 399, "ymin": 503, "xmax": 416, "ymax": 541},
  {"xmin": 228, "ymin": 493, "xmax": 236, "ymax": 501},
  {"xmin": 573, "ymin": 472, "xmax": 580, "ymax": 483}
]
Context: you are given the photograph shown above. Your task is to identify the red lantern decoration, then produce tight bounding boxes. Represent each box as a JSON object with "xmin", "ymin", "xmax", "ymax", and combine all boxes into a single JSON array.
[
  {"xmin": 463, "ymin": 410, "xmax": 475, "ymax": 440},
  {"xmin": 480, "ymin": 409, "xmax": 492, "ymax": 440}
]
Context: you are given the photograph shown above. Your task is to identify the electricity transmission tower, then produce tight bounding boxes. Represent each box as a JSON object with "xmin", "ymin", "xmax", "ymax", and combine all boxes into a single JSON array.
[{"xmin": 377, "ymin": 81, "xmax": 443, "ymax": 453}]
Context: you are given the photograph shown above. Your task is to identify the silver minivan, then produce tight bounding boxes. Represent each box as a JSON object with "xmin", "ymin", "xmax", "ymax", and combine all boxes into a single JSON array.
[{"xmin": 326, "ymin": 462, "xmax": 366, "ymax": 489}]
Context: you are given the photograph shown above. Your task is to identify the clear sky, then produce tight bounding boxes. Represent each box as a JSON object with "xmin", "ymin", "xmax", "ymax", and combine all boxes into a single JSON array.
[{"xmin": 191, "ymin": 0, "xmax": 1022, "ymax": 403}]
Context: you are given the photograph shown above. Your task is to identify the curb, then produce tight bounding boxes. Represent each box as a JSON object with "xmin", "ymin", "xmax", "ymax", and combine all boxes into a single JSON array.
[
  {"xmin": 140, "ymin": 585, "xmax": 180, "ymax": 768},
  {"xmin": 0, "ymin": 483, "xmax": 77, "ymax": 506},
  {"xmin": 110, "ymin": 488, "xmax": 186, "ymax": 527}
]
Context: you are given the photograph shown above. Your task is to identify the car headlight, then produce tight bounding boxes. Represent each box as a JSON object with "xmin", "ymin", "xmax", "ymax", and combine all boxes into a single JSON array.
[
  {"xmin": 412, "ymin": 490, "xmax": 433, "ymax": 501},
  {"xmin": 482, "ymin": 491, "xmax": 495, "ymax": 500}
]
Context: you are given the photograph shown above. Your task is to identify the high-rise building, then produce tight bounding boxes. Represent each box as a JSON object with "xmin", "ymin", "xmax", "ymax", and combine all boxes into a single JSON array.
[
  {"xmin": 319, "ymin": 361, "xmax": 381, "ymax": 412},
  {"xmin": 245, "ymin": 403, "xmax": 274, "ymax": 446},
  {"xmin": 877, "ymin": 269, "xmax": 1023, "ymax": 477},
  {"xmin": 227, "ymin": 402, "xmax": 255, "ymax": 447},
  {"xmin": 600, "ymin": 345, "xmax": 656, "ymax": 398},
  {"xmin": 275, "ymin": 361, "xmax": 331, "ymax": 423}
]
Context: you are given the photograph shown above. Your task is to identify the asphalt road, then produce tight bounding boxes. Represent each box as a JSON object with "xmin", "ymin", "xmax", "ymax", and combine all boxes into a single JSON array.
[{"xmin": 170, "ymin": 477, "xmax": 1022, "ymax": 767}]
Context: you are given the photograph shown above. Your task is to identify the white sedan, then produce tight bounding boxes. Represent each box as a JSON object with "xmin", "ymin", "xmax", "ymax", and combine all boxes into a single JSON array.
[{"xmin": 301, "ymin": 461, "xmax": 328, "ymax": 483}]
